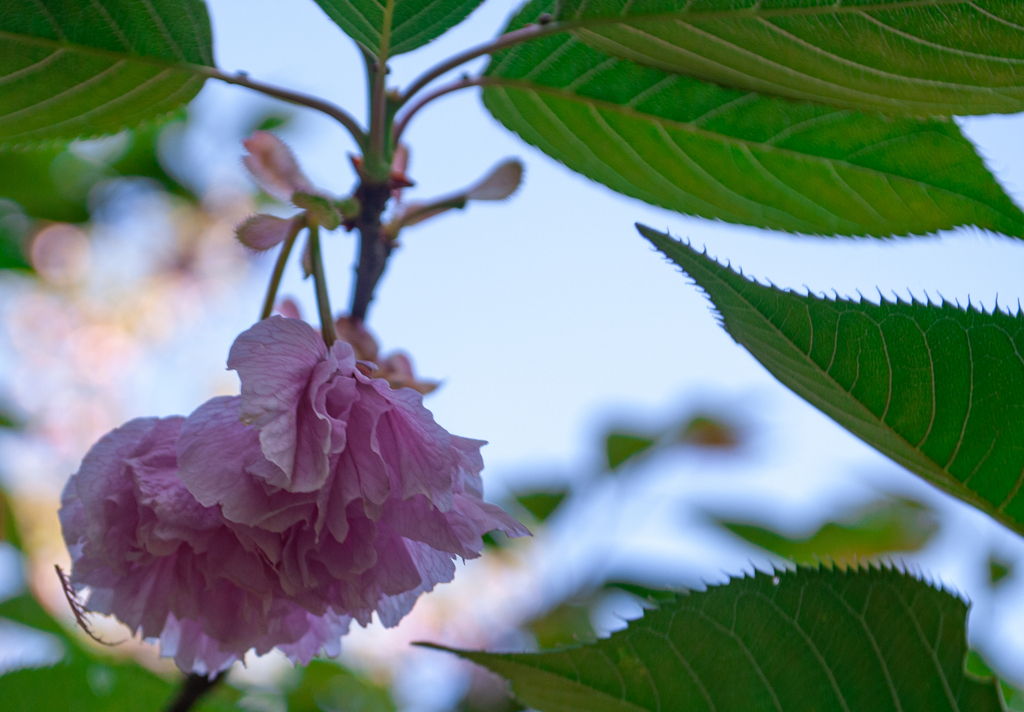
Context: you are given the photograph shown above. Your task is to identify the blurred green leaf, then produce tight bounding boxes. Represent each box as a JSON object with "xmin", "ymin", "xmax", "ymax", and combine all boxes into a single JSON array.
[
  {"xmin": 0, "ymin": 656, "xmax": 240, "ymax": 712},
  {"xmin": 312, "ymin": 0, "xmax": 484, "ymax": 57},
  {"xmin": 485, "ymin": 1, "xmax": 1024, "ymax": 238},
  {"xmin": 0, "ymin": 111, "xmax": 194, "ymax": 226},
  {"xmin": 0, "ymin": 200, "xmax": 32, "ymax": 271},
  {"xmin": 605, "ymin": 582, "xmax": 678, "ymax": 606},
  {"xmin": 527, "ymin": 604, "xmax": 596, "ymax": 650},
  {"xmin": 0, "ymin": 149, "xmax": 91, "ymax": 223},
  {"xmin": 720, "ymin": 498, "xmax": 937, "ymax": 567},
  {"xmin": 968, "ymin": 651, "xmax": 1024, "ymax": 710},
  {"xmin": 457, "ymin": 667, "xmax": 525, "ymax": 712},
  {"xmin": 606, "ymin": 433, "xmax": 655, "ymax": 470},
  {"xmin": 0, "ymin": 512, "xmax": 237, "ymax": 710},
  {"xmin": 437, "ymin": 567, "xmax": 1002, "ymax": 711},
  {"xmin": 555, "ymin": 0, "xmax": 1024, "ymax": 117},
  {"xmin": 0, "ymin": 0, "xmax": 214, "ymax": 145},
  {"xmin": 989, "ymin": 558, "xmax": 1012, "ymax": 586},
  {"xmin": 286, "ymin": 659, "xmax": 395, "ymax": 712},
  {"xmin": 0, "ymin": 488, "xmax": 24, "ymax": 552},
  {"xmin": 516, "ymin": 492, "xmax": 566, "ymax": 523},
  {"xmin": 644, "ymin": 226, "xmax": 1024, "ymax": 540},
  {"xmin": 107, "ymin": 114, "xmax": 194, "ymax": 199},
  {"xmin": 0, "ymin": 588, "xmax": 240, "ymax": 711},
  {"xmin": 678, "ymin": 415, "xmax": 739, "ymax": 449}
]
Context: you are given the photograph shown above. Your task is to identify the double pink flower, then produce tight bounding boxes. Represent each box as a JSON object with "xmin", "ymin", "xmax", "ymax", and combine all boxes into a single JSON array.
[{"xmin": 59, "ymin": 317, "xmax": 527, "ymax": 676}]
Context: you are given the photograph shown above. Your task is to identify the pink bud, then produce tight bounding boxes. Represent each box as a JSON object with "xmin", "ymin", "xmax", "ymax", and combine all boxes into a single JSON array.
[
  {"xmin": 235, "ymin": 214, "xmax": 296, "ymax": 251},
  {"xmin": 275, "ymin": 297, "xmax": 302, "ymax": 320},
  {"xmin": 466, "ymin": 159, "xmax": 523, "ymax": 201},
  {"xmin": 242, "ymin": 131, "xmax": 313, "ymax": 201},
  {"xmin": 334, "ymin": 315, "xmax": 380, "ymax": 362}
]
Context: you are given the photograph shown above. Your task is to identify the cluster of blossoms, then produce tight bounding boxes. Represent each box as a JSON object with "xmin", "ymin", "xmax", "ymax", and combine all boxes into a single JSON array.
[{"xmin": 59, "ymin": 316, "xmax": 528, "ymax": 676}]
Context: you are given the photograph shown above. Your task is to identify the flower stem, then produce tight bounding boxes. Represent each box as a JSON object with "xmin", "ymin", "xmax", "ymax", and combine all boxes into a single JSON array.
[
  {"xmin": 164, "ymin": 673, "xmax": 225, "ymax": 712},
  {"xmin": 308, "ymin": 223, "xmax": 338, "ymax": 346},
  {"xmin": 259, "ymin": 217, "xmax": 305, "ymax": 321}
]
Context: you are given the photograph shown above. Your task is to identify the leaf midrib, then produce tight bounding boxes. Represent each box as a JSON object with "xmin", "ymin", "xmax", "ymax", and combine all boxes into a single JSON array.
[
  {"xmin": 0, "ymin": 30, "xmax": 212, "ymax": 74},
  {"xmin": 484, "ymin": 77, "xmax": 1024, "ymax": 229},
  {"xmin": 646, "ymin": 230, "xmax": 1024, "ymax": 538}
]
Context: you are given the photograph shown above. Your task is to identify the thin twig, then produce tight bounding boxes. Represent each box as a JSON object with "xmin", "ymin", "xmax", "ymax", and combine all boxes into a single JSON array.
[
  {"xmin": 164, "ymin": 673, "xmax": 226, "ymax": 712},
  {"xmin": 203, "ymin": 68, "xmax": 366, "ymax": 146},
  {"xmin": 392, "ymin": 76, "xmax": 493, "ymax": 144},
  {"xmin": 308, "ymin": 223, "xmax": 338, "ymax": 346},
  {"xmin": 259, "ymin": 216, "xmax": 305, "ymax": 320},
  {"xmin": 397, "ymin": 22, "xmax": 567, "ymax": 108}
]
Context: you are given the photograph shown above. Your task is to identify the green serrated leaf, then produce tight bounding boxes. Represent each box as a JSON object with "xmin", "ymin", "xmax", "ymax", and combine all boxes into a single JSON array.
[
  {"xmin": 606, "ymin": 433, "xmax": 655, "ymax": 469},
  {"xmin": 312, "ymin": 0, "xmax": 485, "ymax": 58},
  {"xmin": 0, "ymin": 0, "xmax": 214, "ymax": 146},
  {"xmin": 555, "ymin": 0, "xmax": 1024, "ymax": 117},
  {"xmin": 642, "ymin": 224, "xmax": 1024, "ymax": 539},
  {"xmin": 719, "ymin": 497, "xmax": 937, "ymax": 567},
  {"xmin": 484, "ymin": 2, "xmax": 1024, "ymax": 237},
  {"xmin": 436, "ymin": 567, "xmax": 1002, "ymax": 712}
]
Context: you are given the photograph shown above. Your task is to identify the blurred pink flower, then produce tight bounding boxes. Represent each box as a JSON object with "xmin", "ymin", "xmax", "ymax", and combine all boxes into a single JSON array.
[{"xmin": 59, "ymin": 317, "xmax": 527, "ymax": 676}]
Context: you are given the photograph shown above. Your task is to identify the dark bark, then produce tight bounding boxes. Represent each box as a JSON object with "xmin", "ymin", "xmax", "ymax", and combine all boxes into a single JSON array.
[{"xmin": 349, "ymin": 181, "xmax": 394, "ymax": 322}]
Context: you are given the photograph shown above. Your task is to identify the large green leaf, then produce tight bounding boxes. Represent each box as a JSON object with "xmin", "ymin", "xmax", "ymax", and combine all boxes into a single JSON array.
[
  {"xmin": 313, "ymin": 0, "xmax": 484, "ymax": 58},
  {"xmin": 642, "ymin": 225, "xmax": 1024, "ymax": 538},
  {"xmin": 484, "ymin": 2, "xmax": 1024, "ymax": 238},
  {"xmin": 0, "ymin": 0, "xmax": 214, "ymax": 145},
  {"xmin": 554, "ymin": 0, "xmax": 1024, "ymax": 117},
  {"xmin": 435, "ymin": 567, "xmax": 1002, "ymax": 711}
]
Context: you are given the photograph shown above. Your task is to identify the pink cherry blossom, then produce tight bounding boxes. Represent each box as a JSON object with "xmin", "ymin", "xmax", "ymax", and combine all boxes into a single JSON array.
[
  {"xmin": 59, "ymin": 317, "xmax": 527, "ymax": 676},
  {"xmin": 59, "ymin": 417, "xmax": 351, "ymax": 676}
]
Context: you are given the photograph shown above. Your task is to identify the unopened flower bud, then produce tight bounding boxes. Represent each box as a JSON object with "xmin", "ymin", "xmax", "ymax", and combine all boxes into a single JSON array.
[
  {"xmin": 235, "ymin": 214, "xmax": 297, "ymax": 251},
  {"xmin": 334, "ymin": 315, "xmax": 379, "ymax": 362},
  {"xmin": 275, "ymin": 297, "xmax": 302, "ymax": 319},
  {"xmin": 242, "ymin": 131, "xmax": 313, "ymax": 201},
  {"xmin": 465, "ymin": 159, "xmax": 523, "ymax": 201}
]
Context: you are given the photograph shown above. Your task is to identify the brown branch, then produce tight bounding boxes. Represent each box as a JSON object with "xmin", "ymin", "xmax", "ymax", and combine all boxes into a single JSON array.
[
  {"xmin": 392, "ymin": 76, "xmax": 493, "ymax": 144},
  {"xmin": 397, "ymin": 21, "xmax": 568, "ymax": 108},
  {"xmin": 204, "ymin": 68, "xmax": 366, "ymax": 145}
]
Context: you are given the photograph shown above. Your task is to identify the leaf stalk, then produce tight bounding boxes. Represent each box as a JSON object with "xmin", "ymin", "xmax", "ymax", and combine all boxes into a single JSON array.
[{"xmin": 259, "ymin": 216, "xmax": 305, "ymax": 320}]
